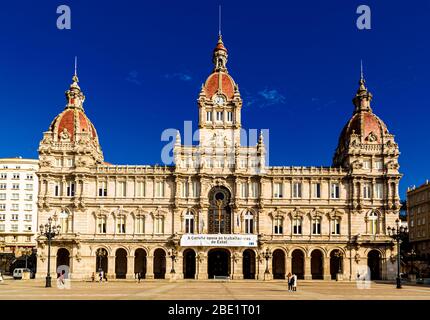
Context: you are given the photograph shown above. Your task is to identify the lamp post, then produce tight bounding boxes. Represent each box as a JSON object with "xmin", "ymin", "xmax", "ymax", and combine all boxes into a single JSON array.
[
  {"xmin": 169, "ymin": 249, "xmax": 177, "ymax": 274},
  {"xmin": 387, "ymin": 219, "xmax": 408, "ymax": 289},
  {"xmin": 263, "ymin": 248, "xmax": 271, "ymax": 280},
  {"xmin": 96, "ymin": 248, "xmax": 107, "ymax": 272},
  {"xmin": 39, "ymin": 217, "xmax": 61, "ymax": 288},
  {"xmin": 333, "ymin": 250, "xmax": 343, "ymax": 281}
]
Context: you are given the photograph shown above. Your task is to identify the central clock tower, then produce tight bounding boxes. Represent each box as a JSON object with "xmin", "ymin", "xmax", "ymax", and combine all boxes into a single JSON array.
[{"xmin": 197, "ymin": 35, "xmax": 243, "ymax": 148}]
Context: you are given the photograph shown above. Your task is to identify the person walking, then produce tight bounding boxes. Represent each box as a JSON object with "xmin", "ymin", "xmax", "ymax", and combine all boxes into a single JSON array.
[
  {"xmin": 292, "ymin": 273, "xmax": 298, "ymax": 292},
  {"xmin": 99, "ymin": 269, "xmax": 104, "ymax": 283},
  {"xmin": 287, "ymin": 273, "xmax": 292, "ymax": 291},
  {"xmin": 0, "ymin": 272, "xmax": 4, "ymax": 283},
  {"xmin": 137, "ymin": 272, "xmax": 141, "ymax": 283}
]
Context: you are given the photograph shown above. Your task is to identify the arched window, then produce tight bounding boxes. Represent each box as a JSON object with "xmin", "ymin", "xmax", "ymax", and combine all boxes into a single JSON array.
[
  {"xmin": 244, "ymin": 211, "xmax": 254, "ymax": 234},
  {"xmin": 184, "ymin": 211, "xmax": 194, "ymax": 234},
  {"xmin": 368, "ymin": 211, "xmax": 378, "ymax": 234}
]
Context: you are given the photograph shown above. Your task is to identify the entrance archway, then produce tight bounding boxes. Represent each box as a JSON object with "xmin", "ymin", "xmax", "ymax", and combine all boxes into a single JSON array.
[
  {"xmin": 330, "ymin": 250, "xmax": 343, "ymax": 280},
  {"xmin": 183, "ymin": 249, "xmax": 196, "ymax": 279},
  {"xmin": 368, "ymin": 250, "xmax": 381, "ymax": 280},
  {"xmin": 208, "ymin": 249, "xmax": 230, "ymax": 278},
  {"xmin": 291, "ymin": 249, "xmax": 305, "ymax": 279},
  {"xmin": 208, "ymin": 187, "xmax": 232, "ymax": 234},
  {"xmin": 272, "ymin": 249, "xmax": 286, "ymax": 279},
  {"xmin": 115, "ymin": 248, "xmax": 127, "ymax": 279},
  {"xmin": 95, "ymin": 248, "xmax": 108, "ymax": 273},
  {"xmin": 153, "ymin": 249, "xmax": 166, "ymax": 279},
  {"xmin": 311, "ymin": 249, "xmax": 323, "ymax": 280},
  {"xmin": 134, "ymin": 249, "xmax": 147, "ymax": 278},
  {"xmin": 56, "ymin": 248, "xmax": 70, "ymax": 269},
  {"xmin": 243, "ymin": 249, "xmax": 256, "ymax": 279}
]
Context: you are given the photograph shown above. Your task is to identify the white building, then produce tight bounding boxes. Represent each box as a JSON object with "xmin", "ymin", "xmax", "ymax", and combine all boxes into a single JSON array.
[{"xmin": 0, "ymin": 158, "xmax": 39, "ymax": 262}]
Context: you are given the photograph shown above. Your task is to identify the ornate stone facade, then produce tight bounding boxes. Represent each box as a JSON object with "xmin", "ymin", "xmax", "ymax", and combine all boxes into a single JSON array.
[{"xmin": 36, "ymin": 35, "xmax": 401, "ymax": 281}]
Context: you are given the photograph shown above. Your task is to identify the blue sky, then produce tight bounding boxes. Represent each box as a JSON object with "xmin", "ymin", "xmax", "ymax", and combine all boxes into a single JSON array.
[{"xmin": 0, "ymin": 0, "xmax": 429, "ymax": 200}]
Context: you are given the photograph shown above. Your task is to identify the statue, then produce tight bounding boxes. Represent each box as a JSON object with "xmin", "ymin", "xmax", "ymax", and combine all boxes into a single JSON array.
[{"xmin": 60, "ymin": 128, "xmax": 71, "ymax": 142}]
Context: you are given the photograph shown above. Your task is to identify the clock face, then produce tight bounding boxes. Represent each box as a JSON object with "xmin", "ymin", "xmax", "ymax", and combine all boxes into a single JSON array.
[{"xmin": 214, "ymin": 95, "xmax": 225, "ymax": 106}]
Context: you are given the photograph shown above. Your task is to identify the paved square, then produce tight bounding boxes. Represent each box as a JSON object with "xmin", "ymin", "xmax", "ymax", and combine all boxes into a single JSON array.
[{"xmin": 1, "ymin": 279, "xmax": 430, "ymax": 300}]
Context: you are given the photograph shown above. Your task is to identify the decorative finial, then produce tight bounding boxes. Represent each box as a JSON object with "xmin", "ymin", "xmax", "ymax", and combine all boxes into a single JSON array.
[{"xmin": 72, "ymin": 56, "xmax": 79, "ymax": 84}]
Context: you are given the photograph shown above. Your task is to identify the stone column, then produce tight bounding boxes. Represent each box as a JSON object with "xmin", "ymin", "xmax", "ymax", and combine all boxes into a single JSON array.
[
  {"xmin": 197, "ymin": 252, "xmax": 208, "ymax": 280},
  {"xmin": 231, "ymin": 252, "xmax": 243, "ymax": 280},
  {"xmin": 107, "ymin": 256, "xmax": 115, "ymax": 280},
  {"xmin": 126, "ymin": 255, "xmax": 135, "ymax": 279},
  {"xmin": 146, "ymin": 255, "xmax": 154, "ymax": 279},
  {"xmin": 201, "ymin": 208, "xmax": 209, "ymax": 233},
  {"xmin": 304, "ymin": 255, "xmax": 312, "ymax": 280},
  {"xmin": 176, "ymin": 253, "xmax": 184, "ymax": 280},
  {"xmin": 286, "ymin": 256, "xmax": 292, "ymax": 277},
  {"xmin": 323, "ymin": 256, "xmax": 331, "ymax": 280}
]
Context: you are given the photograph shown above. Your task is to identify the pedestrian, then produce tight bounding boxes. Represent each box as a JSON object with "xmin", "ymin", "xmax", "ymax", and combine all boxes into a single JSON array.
[
  {"xmin": 287, "ymin": 272, "xmax": 292, "ymax": 291},
  {"xmin": 99, "ymin": 269, "xmax": 103, "ymax": 283},
  {"xmin": 91, "ymin": 272, "xmax": 95, "ymax": 282},
  {"xmin": 292, "ymin": 273, "xmax": 298, "ymax": 292},
  {"xmin": 0, "ymin": 272, "xmax": 4, "ymax": 283},
  {"xmin": 137, "ymin": 272, "xmax": 141, "ymax": 283}
]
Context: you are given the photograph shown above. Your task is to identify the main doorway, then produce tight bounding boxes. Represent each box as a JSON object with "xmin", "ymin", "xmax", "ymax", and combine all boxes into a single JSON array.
[
  {"xmin": 208, "ymin": 249, "xmax": 230, "ymax": 278},
  {"xmin": 183, "ymin": 249, "xmax": 196, "ymax": 279}
]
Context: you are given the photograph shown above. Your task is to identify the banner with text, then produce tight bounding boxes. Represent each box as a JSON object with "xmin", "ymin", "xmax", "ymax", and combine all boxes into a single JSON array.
[{"xmin": 180, "ymin": 234, "xmax": 258, "ymax": 247}]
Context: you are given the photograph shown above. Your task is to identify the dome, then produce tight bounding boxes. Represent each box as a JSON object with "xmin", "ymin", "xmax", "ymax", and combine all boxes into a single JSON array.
[
  {"xmin": 49, "ymin": 108, "xmax": 98, "ymax": 142},
  {"xmin": 338, "ymin": 111, "xmax": 388, "ymax": 146},
  {"xmin": 204, "ymin": 72, "xmax": 236, "ymax": 99}
]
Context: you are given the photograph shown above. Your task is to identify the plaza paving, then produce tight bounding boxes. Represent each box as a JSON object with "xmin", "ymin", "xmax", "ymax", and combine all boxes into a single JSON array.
[{"xmin": 1, "ymin": 278, "xmax": 430, "ymax": 300}]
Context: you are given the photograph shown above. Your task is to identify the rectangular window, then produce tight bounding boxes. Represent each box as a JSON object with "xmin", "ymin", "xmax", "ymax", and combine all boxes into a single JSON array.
[
  {"xmin": 98, "ymin": 181, "xmax": 108, "ymax": 197},
  {"xmin": 274, "ymin": 218, "xmax": 283, "ymax": 234},
  {"xmin": 331, "ymin": 219, "xmax": 340, "ymax": 235},
  {"xmin": 363, "ymin": 183, "xmax": 371, "ymax": 199},
  {"xmin": 67, "ymin": 181, "xmax": 75, "ymax": 197},
  {"xmin": 0, "ymin": 214, "xmax": 5, "ymax": 221},
  {"xmin": 10, "ymin": 224, "xmax": 18, "ymax": 232},
  {"xmin": 12, "ymin": 204, "xmax": 19, "ymax": 211},
  {"xmin": 241, "ymin": 183, "xmax": 247, "ymax": 198},
  {"xmin": 375, "ymin": 183, "xmax": 383, "ymax": 199},
  {"xmin": 116, "ymin": 216, "xmax": 126, "ymax": 234},
  {"xmin": 293, "ymin": 182, "xmax": 302, "ymax": 198},
  {"xmin": 55, "ymin": 158, "xmax": 62, "ymax": 167},
  {"xmin": 25, "ymin": 204, "xmax": 32, "ymax": 211},
  {"xmin": 330, "ymin": 183, "xmax": 340, "ymax": 199},
  {"xmin": 12, "ymin": 184, "xmax": 19, "ymax": 190},
  {"xmin": 97, "ymin": 216, "xmax": 107, "ymax": 234},
  {"xmin": 118, "ymin": 181, "xmax": 126, "ymax": 197},
  {"xmin": 12, "ymin": 173, "xmax": 20, "ymax": 180},
  {"xmin": 24, "ymin": 225, "xmax": 32, "ymax": 232},
  {"xmin": 0, "ymin": 204, "xmax": 5, "ymax": 211},
  {"xmin": 0, "ymin": 184, "xmax": 6, "ymax": 190},
  {"xmin": 24, "ymin": 214, "xmax": 32, "ymax": 221},
  {"xmin": 12, "ymin": 193, "xmax": 19, "ymax": 200},
  {"xmin": 192, "ymin": 181, "xmax": 199, "ymax": 198},
  {"xmin": 0, "ymin": 174, "xmax": 6, "ymax": 179},
  {"xmin": 206, "ymin": 111, "xmax": 212, "ymax": 122},
  {"xmin": 0, "ymin": 194, "xmax": 5, "ymax": 200},
  {"xmin": 216, "ymin": 111, "xmax": 223, "ymax": 121},
  {"xmin": 273, "ymin": 182, "xmax": 283, "ymax": 198},
  {"xmin": 0, "ymin": 224, "xmax": 4, "ymax": 232},
  {"xmin": 67, "ymin": 158, "xmax": 74, "ymax": 167},
  {"xmin": 250, "ymin": 182, "xmax": 258, "ymax": 198},
  {"xmin": 11, "ymin": 214, "xmax": 19, "ymax": 221},
  {"xmin": 227, "ymin": 111, "xmax": 233, "ymax": 122},
  {"xmin": 136, "ymin": 182, "xmax": 145, "ymax": 197},
  {"xmin": 25, "ymin": 184, "xmax": 33, "ymax": 191},
  {"xmin": 182, "ymin": 181, "xmax": 189, "ymax": 198},
  {"xmin": 293, "ymin": 218, "xmax": 302, "ymax": 235},
  {"xmin": 26, "ymin": 174, "xmax": 33, "ymax": 180},
  {"xmin": 135, "ymin": 216, "xmax": 145, "ymax": 234},
  {"xmin": 156, "ymin": 181, "xmax": 165, "ymax": 198},
  {"xmin": 313, "ymin": 183, "xmax": 321, "ymax": 198},
  {"xmin": 54, "ymin": 183, "xmax": 60, "ymax": 197},
  {"xmin": 363, "ymin": 160, "xmax": 371, "ymax": 169},
  {"xmin": 374, "ymin": 161, "xmax": 383, "ymax": 170},
  {"xmin": 155, "ymin": 217, "xmax": 164, "ymax": 234},
  {"xmin": 312, "ymin": 218, "xmax": 321, "ymax": 235},
  {"xmin": 25, "ymin": 194, "xmax": 33, "ymax": 201}
]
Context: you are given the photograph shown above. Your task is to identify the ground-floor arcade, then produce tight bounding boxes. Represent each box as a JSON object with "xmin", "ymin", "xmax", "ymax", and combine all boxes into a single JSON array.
[{"xmin": 36, "ymin": 240, "xmax": 398, "ymax": 281}]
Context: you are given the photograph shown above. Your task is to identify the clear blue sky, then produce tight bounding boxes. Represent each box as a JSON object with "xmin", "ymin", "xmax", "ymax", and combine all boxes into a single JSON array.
[{"xmin": 0, "ymin": 0, "xmax": 429, "ymax": 200}]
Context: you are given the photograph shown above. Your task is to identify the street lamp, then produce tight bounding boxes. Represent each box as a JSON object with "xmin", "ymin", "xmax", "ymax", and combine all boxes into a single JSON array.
[
  {"xmin": 387, "ymin": 219, "xmax": 408, "ymax": 289},
  {"xmin": 169, "ymin": 249, "xmax": 177, "ymax": 274},
  {"xmin": 96, "ymin": 248, "xmax": 107, "ymax": 272},
  {"xmin": 39, "ymin": 217, "xmax": 61, "ymax": 288},
  {"xmin": 263, "ymin": 248, "xmax": 271, "ymax": 279}
]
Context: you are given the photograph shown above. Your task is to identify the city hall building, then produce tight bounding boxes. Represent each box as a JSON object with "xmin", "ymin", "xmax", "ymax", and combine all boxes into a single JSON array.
[{"xmin": 36, "ymin": 35, "xmax": 402, "ymax": 281}]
